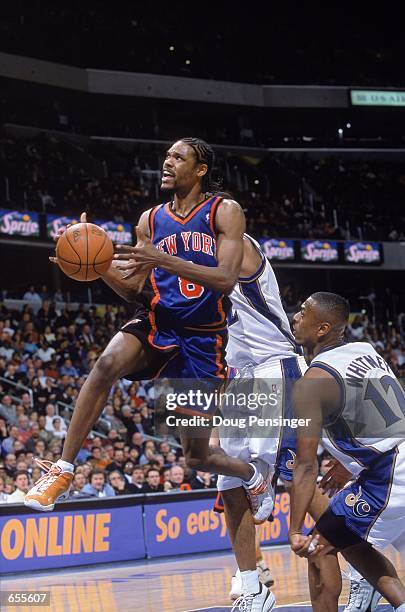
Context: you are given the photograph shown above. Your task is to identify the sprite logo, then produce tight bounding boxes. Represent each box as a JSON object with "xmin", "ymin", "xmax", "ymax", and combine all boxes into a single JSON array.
[
  {"xmin": 345, "ymin": 242, "xmax": 380, "ymax": 263},
  {"xmin": 302, "ymin": 240, "xmax": 338, "ymax": 262},
  {"xmin": 0, "ymin": 210, "xmax": 39, "ymax": 236},
  {"xmin": 95, "ymin": 220, "xmax": 132, "ymax": 244},
  {"xmin": 47, "ymin": 216, "xmax": 78, "ymax": 239}
]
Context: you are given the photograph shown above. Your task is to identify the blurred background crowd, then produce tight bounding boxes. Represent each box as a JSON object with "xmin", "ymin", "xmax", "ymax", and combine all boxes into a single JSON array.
[
  {"xmin": 1, "ymin": 132, "xmax": 404, "ymax": 242},
  {"xmin": 0, "ymin": 295, "xmax": 219, "ymax": 502}
]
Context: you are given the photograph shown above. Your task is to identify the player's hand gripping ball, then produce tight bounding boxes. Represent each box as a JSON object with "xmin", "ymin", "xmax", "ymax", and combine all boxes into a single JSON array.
[{"xmin": 55, "ymin": 222, "xmax": 114, "ymax": 282}]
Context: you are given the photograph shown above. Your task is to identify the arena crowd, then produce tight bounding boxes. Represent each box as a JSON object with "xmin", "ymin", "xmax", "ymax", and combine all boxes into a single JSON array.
[{"xmin": 1, "ymin": 133, "xmax": 404, "ymax": 242}]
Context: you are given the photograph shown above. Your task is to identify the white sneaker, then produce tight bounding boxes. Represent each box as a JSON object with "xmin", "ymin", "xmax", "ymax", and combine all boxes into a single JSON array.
[
  {"xmin": 24, "ymin": 459, "xmax": 73, "ymax": 512},
  {"xmin": 343, "ymin": 578, "xmax": 382, "ymax": 612},
  {"xmin": 231, "ymin": 585, "xmax": 276, "ymax": 612},
  {"xmin": 229, "ymin": 569, "xmax": 243, "ymax": 600},
  {"xmin": 246, "ymin": 460, "xmax": 274, "ymax": 524},
  {"xmin": 249, "ymin": 483, "xmax": 275, "ymax": 524},
  {"xmin": 243, "ymin": 459, "xmax": 271, "ymax": 495},
  {"xmin": 257, "ymin": 559, "xmax": 274, "ymax": 587}
]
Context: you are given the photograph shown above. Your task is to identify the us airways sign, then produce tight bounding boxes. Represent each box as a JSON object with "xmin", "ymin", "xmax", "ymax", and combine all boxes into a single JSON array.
[{"xmin": 351, "ymin": 90, "xmax": 405, "ymax": 107}]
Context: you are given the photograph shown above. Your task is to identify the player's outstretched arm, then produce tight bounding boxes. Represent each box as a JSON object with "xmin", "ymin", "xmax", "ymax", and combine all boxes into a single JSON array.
[
  {"xmin": 100, "ymin": 210, "xmax": 153, "ymax": 301},
  {"xmin": 289, "ymin": 367, "xmax": 338, "ymax": 555},
  {"xmin": 50, "ymin": 211, "xmax": 152, "ymax": 302},
  {"xmin": 115, "ymin": 199, "xmax": 245, "ymax": 295}
]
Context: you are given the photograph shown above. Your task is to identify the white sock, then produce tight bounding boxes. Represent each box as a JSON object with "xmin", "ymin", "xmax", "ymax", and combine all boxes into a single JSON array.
[
  {"xmin": 240, "ymin": 569, "xmax": 260, "ymax": 595},
  {"xmin": 347, "ymin": 563, "xmax": 364, "ymax": 582},
  {"xmin": 56, "ymin": 459, "xmax": 74, "ymax": 473},
  {"xmin": 395, "ymin": 605, "xmax": 405, "ymax": 612}
]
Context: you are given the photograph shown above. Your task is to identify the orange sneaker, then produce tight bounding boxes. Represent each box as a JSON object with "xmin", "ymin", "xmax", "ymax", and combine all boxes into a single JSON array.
[{"xmin": 24, "ymin": 459, "xmax": 73, "ymax": 512}]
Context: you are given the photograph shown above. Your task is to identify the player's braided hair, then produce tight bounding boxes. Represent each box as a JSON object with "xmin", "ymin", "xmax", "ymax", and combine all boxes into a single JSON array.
[{"xmin": 180, "ymin": 136, "xmax": 228, "ymax": 196}]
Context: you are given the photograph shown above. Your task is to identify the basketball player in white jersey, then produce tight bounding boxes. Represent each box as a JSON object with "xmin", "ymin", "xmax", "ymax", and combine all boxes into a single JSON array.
[
  {"xmin": 215, "ymin": 234, "xmax": 308, "ymax": 610},
  {"xmin": 289, "ymin": 292, "xmax": 405, "ymax": 612},
  {"xmin": 219, "ymin": 242, "xmax": 379, "ymax": 611}
]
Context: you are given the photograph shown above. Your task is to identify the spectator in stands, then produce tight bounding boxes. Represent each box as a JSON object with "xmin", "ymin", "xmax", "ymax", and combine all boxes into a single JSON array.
[
  {"xmin": 164, "ymin": 451, "xmax": 177, "ymax": 467},
  {"xmin": 122, "ymin": 461, "xmax": 135, "ymax": 483},
  {"xmin": 23, "ymin": 286, "xmax": 42, "ymax": 307},
  {"xmin": 158, "ymin": 441, "xmax": 171, "ymax": 457},
  {"xmin": 60, "ymin": 358, "xmax": 79, "ymax": 378},
  {"xmin": 108, "ymin": 470, "xmax": 134, "ymax": 495},
  {"xmin": 102, "ymin": 405, "xmax": 127, "ymax": 437},
  {"xmin": 132, "ymin": 412, "xmax": 151, "ymax": 437},
  {"xmin": 0, "ymin": 416, "xmax": 7, "ymax": 440},
  {"xmin": 7, "ymin": 470, "xmax": 30, "ymax": 503},
  {"xmin": 0, "ymin": 336, "xmax": 14, "ymax": 360},
  {"xmin": 128, "ymin": 466, "xmax": 145, "ymax": 492},
  {"xmin": 189, "ymin": 470, "xmax": 215, "ymax": 490},
  {"xmin": 139, "ymin": 440, "xmax": 158, "ymax": 466},
  {"xmin": 34, "ymin": 439, "xmax": 46, "ymax": 458},
  {"xmin": 16, "ymin": 459, "xmax": 28, "ymax": 472},
  {"xmin": 127, "ymin": 447, "xmax": 140, "ymax": 465},
  {"xmin": 348, "ymin": 315, "xmax": 366, "ymax": 340},
  {"xmin": 165, "ymin": 465, "xmax": 189, "ymax": 491},
  {"xmin": 88, "ymin": 446, "xmax": 106, "ymax": 469},
  {"xmin": 1, "ymin": 424, "xmax": 20, "ymax": 455},
  {"xmin": 0, "ymin": 475, "xmax": 9, "ymax": 503},
  {"xmin": 24, "ymin": 423, "xmax": 42, "ymax": 453},
  {"xmin": 37, "ymin": 416, "xmax": 53, "ymax": 443},
  {"xmin": 0, "ymin": 395, "xmax": 17, "ymax": 424},
  {"xmin": 81, "ymin": 469, "xmax": 115, "ymax": 497},
  {"xmin": 49, "ymin": 417, "xmax": 66, "ymax": 440},
  {"xmin": 130, "ymin": 432, "xmax": 144, "ymax": 451},
  {"xmin": 141, "ymin": 468, "xmax": 164, "ymax": 493},
  {"xmin": 70, "ymin": 472, "xmax": 87, "ymax": 497},
  {"xmin": 105, "ymin": 448, "xmax": 126, "ymax": 474},
  {"xmin": 44, "ymin": 404, "xmax": 66, "ymax": 432},
  {"xmin": 35, "ymin": 341, "xmax": 56, "ymax": 363},
  {"xmin": 16, "ymin": 414, "xmax": 33, "ymax": 445},
  {"xmin": 20, "ymin": 393, "xmax": 32, "ymax": 413},
  {"xmin": 4, "ymin": 453, "xmax": 17, "ymax": 477},
  {"xmin": 3, "ymin": 363, "xmax": 23, "ymax": 385}
]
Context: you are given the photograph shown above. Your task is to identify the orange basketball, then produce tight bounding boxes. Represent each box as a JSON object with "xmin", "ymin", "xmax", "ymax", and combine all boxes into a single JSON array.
[{"xmin": 56, "ymin": 223, "xmax": 114, "ymax": 282}]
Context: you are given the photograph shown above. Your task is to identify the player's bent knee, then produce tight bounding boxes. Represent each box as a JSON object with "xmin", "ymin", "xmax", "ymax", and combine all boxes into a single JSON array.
[{"xmin": 93, "ymin": 351, "xmax": 124, "ymax": 382}]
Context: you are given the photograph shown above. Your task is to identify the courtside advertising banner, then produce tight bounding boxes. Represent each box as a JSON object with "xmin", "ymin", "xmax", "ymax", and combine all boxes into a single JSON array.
[
  {"xmin": 344, "ymin": 241, "xmax": 381, "ymax": 264},
  {"xmin": 94, "ymin": 219, "xmax": 133, "ymax": 244},
  {"xmin": 0, "ymin": 504, "xmax": 145, "ymax": 572},
  {"xmin": 47, "ymin": 214, "xmax": 81, "ymax": 239},
  {"xmin": 143, "ymin": 492, "xmax": 315, "ymax": 558},
  {"xmin": 300, "ymin": 239, "xmax": 339, "ymax": 263},
  {"xmin": 260, "ymin": 238, "xmax": 295, "ymax": 261},
  {"xmin": 0, "ymin": 210, "xmax": 40, "ymax": 237}
]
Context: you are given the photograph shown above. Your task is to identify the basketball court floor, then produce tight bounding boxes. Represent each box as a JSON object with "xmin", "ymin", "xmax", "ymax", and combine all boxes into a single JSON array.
[{"xmin": 2, "ymin": 544, "xmax": 402, "ymax": 611}]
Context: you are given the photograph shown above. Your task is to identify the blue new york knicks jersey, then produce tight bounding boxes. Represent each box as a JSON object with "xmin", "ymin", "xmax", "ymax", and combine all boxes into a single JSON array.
[{"xmin": 147, "ymin": 196, "xmax": 230, "ymax": 330}]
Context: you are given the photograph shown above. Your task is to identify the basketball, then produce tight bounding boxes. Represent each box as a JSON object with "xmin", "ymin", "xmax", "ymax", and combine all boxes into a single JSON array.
[{"xmin": 56, "ymin": 222, "xmax": 114, "ymax": 281}]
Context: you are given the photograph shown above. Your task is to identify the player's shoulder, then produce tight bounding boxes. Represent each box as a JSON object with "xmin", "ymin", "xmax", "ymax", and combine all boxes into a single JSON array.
[
  {"xmin": 139, "ymin": 205, "xmax": 161, "ymax": 220},
  {"xmin": 295, "ymin": 366, "xmax": 341, "ymax": 410},
  {"xmin": 138, "ymin": 205, "xmax": 164, "ymax": 237},
  {"xmin": 217, "ymin": 197, "xmax": 243, "ymax": 213},
  {"xmin": 215, "ymin": 197, "xmax": 245, "ymax": 230}
]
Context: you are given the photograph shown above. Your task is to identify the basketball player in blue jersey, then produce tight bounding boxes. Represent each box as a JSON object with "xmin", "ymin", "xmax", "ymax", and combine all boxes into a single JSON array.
[
  {"xmin": 25, "ymin": 139, "xmax": 272, "ymax": 538},
  {"xmin": 289, "ymin": 292, "xmax": 405, "ymax": 612}
]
